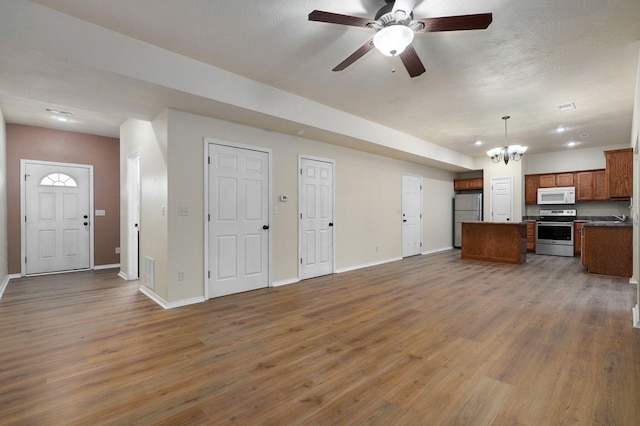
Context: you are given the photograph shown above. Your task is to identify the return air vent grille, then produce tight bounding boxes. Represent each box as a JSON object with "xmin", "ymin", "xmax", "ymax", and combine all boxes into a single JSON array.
[{"xmin": 145, "ymin": 257, "xmax": 155, "ymax": 290}]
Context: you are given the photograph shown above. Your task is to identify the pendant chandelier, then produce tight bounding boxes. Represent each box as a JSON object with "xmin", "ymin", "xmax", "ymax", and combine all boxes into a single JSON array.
[{"xmin": 486, "ymin": 116, "xmax": 527, "ymax": 165}]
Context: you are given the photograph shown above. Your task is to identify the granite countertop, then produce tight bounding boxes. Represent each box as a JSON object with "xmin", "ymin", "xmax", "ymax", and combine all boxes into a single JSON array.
[{"xmin": 582, "ymin": 221, "xmax": 632, "ymax": 227}]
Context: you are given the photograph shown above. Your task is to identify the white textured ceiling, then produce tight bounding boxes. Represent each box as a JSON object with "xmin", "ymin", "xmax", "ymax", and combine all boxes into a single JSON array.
[{"xmin": 2, "ymin": 0, "xmax": 640, "ymax": 169}]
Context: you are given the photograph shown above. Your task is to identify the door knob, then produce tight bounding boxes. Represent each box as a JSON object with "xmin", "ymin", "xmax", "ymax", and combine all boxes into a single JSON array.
[
  {"xmin": 329, "ymin": 222, "xmax": 334, "ymax": 227},
  {"xmin": 263, "ymin": 225, "xmax": 269, "ymax": 230},
  {"xmin": 83, "ymin": 222, "xmax": 88, "ymax": 226},
  {"xmin": 403, "ymin": 219, "xmax": 407, "ymax": 222},
  {"xmin": 83, "ymin": 215, "xmax": 88, "ymax": 219}
]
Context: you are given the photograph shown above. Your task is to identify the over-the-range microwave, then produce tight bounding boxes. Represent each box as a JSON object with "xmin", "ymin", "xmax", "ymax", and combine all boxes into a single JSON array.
[{"xmin": 537, "ymin": 186, "xmax": 576, "ymax": 205}]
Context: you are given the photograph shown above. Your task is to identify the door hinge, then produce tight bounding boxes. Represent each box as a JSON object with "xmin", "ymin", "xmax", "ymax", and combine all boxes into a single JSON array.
[
  {"xmin": 420, "ymin": 185, "xmax": 422, "ymax": 190},
  {"xmin": 25, "ymin": 256, "xmax": 27, "ymax": 263},
  {"xmin": 24, "ymin": 216, "xmax": 27, "ymax": 223},
  {"xmin": 300, "ymin": 213, "xmax": 302, "ymax": 220},
  {"xmin": 420, "ymin": 214, "xmax": 422, "ymax": 219},
  {"xmin": 420, "ymin": 242, "xmax": 423, "ymax": 247},
  {"xmin": 300, "ymin": 168, "xmax": 303, "ymax": 175},
  {"xmin": 208, "ymin": 271, "xmax": 210, "ymax": 279},
  {"xmin": 300, "ymin": 258, "xmax": 302, "ymax": 264},
  {"xmin": 208, "ymin": 156, "xmax": 211, "ymax": 164},
  {"xmin": 208, "ymin": 213, "xmax": 210, "ymax": 222}
]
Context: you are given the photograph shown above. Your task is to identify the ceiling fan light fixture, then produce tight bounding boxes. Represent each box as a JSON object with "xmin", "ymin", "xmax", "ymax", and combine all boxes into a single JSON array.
[{"xmin": 373, "ymin": 25, "xmax": 414, "ymax": 56}]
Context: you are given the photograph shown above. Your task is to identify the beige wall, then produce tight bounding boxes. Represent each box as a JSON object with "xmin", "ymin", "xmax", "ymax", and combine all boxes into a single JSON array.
[
  {"xmin": 0, "ymin": 110, "xmax": 7, "ymax": 287},
  {"xmin": 5, "ymin": 124, "xmax": 120, "ymax": 274},
  {"xmin": 124, "ymin": 109, "xmax": 456, "ymax": 304},
  {"xmin": 474, "ymin": 155, "xmax": 524, "ymax": 223},
  {"xmin": 631, "ymin": 48, "xmax": 640, "ymax": 316}
]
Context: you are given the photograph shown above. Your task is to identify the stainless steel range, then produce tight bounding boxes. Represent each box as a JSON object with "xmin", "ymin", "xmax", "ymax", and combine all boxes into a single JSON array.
[{"xmin": 535, "ymin": 209, "xmax": 577, "ymax": 257}]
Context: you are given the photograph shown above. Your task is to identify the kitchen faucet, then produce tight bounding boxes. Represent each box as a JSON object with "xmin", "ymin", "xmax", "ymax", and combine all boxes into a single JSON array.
[{"xmin": 611, "ymin": 213, "xmax": 627, "ymax": 222}]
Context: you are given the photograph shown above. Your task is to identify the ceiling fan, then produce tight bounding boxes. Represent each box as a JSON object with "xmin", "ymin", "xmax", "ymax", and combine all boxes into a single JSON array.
[{"xmin": 308, "ymin": 0, "xmax": 492, "ymax": 77}]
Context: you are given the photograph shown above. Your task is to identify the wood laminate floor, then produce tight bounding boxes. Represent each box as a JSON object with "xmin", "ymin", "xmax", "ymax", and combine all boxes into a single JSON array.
[{"xmin": 1, "ymin": 250, "xmax": 639, "ymax": 425}]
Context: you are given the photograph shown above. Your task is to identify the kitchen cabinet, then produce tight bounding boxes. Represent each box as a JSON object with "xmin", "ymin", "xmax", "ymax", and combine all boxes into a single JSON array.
[
  {"xmin": 556, "ymin": 173, "xmax": 574, "ymax": 187},
  {"xmin": 461, "ymin": 222, "xmax": 527, "ymax": 265},
  {"xmin": 575, "ymin": 170, "xmax": 608, "ymax": 201},
  {"xmin": 582, "ymin": 223, "xmax": 632, "ymax": 277},
  {"xmin": 524, "ymin": 175, "xmax": 539, "ymax": 204},
  {"xmin": 605, "ymin": 148, "xmax": 633, "ymax": 199},
  {"xmin": 574, "ymin": 221, "xmax": 587, "ymax": 256},
  {"xmin": 538, "ymin": 174, "xmax": 557, "ymax": 188},
  {"xmin": 525, "ymin": 221, "xmax": 535, "ymax": 251},
  {"xmin": 454, "ymin": 177, "xmax": 483, "ymax": 191}
]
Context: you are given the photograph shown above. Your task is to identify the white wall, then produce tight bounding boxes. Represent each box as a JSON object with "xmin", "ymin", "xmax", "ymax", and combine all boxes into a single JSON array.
[
  {"xmin": 0, "ymin": 108, "xmax": 8, "ymax": 296},
  {"xmin": 523, "ymin": 144, "xmax": 629, "ymax": 174},
  {"xmin": 150, "ymin": 109, "xmax": 456, "ymax": 303},
  {"xmin": 120, "ymin": 117, "xmax": 169, "ymax": 302}
]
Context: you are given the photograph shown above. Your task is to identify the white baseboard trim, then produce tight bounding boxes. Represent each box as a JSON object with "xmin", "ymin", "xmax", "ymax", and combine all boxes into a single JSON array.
[
  {"xmin": 94, "ymin": 263, "xmax": 120, "ymax": 270},
  {"xmin": 0, "ymin": 275, "xmax": 9, "ymax": 299},
  {"xmin": 422, "ymin": 246, "xmax": 454, "ymax": 255},
  {"xmin": 272, "ymin": 278, "xmax": 299, "ymax": 287},
  {"xmin": 138, "ymin": 285, "xmax": 205, "ymax": 309},
  {"xmin": 118, "ymin": 271, "xmax": 131, "ymax": 280},
  {"xmin": 0, "ymin": 274, "xmax": 22, "ymax": 300},
  {"xmin": 629, "ymin": 277, "xmax": 638, "ymax": 286},
  {"xmin": 336, "ymin": 257, "xmax": 402, "ymax": 274},
  {"xmin": 633, "ymin": 304, "xmax": 639, "ymax": 329}
]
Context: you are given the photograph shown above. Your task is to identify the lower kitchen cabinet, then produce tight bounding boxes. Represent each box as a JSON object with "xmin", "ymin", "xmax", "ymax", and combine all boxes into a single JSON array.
[
  {"xmin": 525, "ymin": 221, "xmax": 535, "ymax": 251},
  {"xmin": 581, "ymin": 224, "xmax": 632, "ymax": 277},
  {"xmin": 574, "ymin": 221, "xmax": 587, "ymax": 256}
]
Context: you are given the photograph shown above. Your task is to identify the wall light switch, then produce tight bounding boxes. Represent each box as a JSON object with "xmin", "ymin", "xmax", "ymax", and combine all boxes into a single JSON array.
[
  {"xmin": 178, "ymin": 206, "xmax": 189, "ymax": 216},
  {"xmin": 95, "ymin": 209, "xmax": 106, "ymax": 216}
]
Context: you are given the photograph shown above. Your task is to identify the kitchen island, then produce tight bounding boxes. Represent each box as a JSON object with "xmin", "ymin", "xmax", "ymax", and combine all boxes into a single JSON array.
[
  {"xmin": 581, "ymin": 221, "xmax": 632, "ymax": 277},
  {"xmin": 461, "ymin": 222, "xmax": 527, "ymax": 265}
]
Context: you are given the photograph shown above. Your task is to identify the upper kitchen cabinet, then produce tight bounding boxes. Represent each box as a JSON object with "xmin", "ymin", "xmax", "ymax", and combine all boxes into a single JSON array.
[
  {"xmin": 525, "ymin": 175, "xmax": 539, "ymax": 204},
  {"xmin": 605, "ymin": 148, "xmax": 633, "ymax": 199},
  {"xmin": 454, "ymin": 177, "xmax": 483, "ymax": 191},
  {"xmin": 576, "ymin": 170, "xmax": 608, "ymax": 201},
  {"xmin": 538, "ymin": 172, "xmax": 573, "ymax": 188}
]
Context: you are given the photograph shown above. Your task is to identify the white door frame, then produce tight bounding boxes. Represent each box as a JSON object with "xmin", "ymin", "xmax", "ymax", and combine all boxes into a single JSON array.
[
  {"xmin": 126, "ymin": 153, "xmax": 140, "ymax": 280},
  {"xmin": 20, "ymin": 159, "xmax": 95, "ymax": 276},
  {"xmin": 489, "ymin": 176, "xmax": 514, "ymax": 222},
  {"xmin": 203, "ymin": 138, "xmax": 273, "ymax": 300},
  {"xmin": 401, "ymin": 173, "xmax": 423, "ymax": 257},
  {"xmin": 298, "ymin": 154, "xmax": 336, "ymax": 280}
]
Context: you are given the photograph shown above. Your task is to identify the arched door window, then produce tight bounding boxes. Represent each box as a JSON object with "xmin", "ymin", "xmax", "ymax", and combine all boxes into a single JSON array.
[{"xmin": 39, "ymin": 173, "xmax": 78, "ymax": 187}]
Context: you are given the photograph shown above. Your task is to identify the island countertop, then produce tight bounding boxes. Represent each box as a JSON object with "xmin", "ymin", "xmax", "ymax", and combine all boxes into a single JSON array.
[{"xmin": 461, "ymin": 222, "xmax": 527, "ymax": 265}]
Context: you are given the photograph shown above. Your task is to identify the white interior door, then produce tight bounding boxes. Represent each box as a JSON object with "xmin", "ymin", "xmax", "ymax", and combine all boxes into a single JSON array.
[
  {"xmin": 490, "ymin": 177, "xmax": 513, "ymax": 222},
  {"xmin": 299, "ymin": 156, "xmax": 334, "ymax": 280},
  {"xmin": 22, "ymin": 160, "xmax": 92, "ymax": 275},
  {"xmin": 402, "ymin": 173, "xmax": 422, "ymax": 257},
  {"xmin": 208, "ymin": 143, "xmax": 270, "ymax": 298},
  {"xmin": 127, "ymin": 153, "xmax": 140, "ymax": 280}
]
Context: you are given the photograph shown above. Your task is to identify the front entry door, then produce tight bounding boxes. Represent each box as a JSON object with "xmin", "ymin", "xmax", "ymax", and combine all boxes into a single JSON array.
[
  {"xmin": 299, "ymin": 156, "xmax": 335, "ymax": 280},
  {"xmin": 402, "ymin": 173, "xmax": 422, "ymax": 257},
  {"xmin": 22, "ymin": 160, "xmax": 92, "ymax": 275},
  {"xmin": 208, "ymin": 142, "xmax": 270, "ymax": 298}
]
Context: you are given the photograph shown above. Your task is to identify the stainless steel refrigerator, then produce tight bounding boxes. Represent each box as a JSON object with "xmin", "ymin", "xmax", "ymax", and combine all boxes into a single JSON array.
[{"xmin": 453, "ymin": 192, "xmax": 483, "ymax": 248}]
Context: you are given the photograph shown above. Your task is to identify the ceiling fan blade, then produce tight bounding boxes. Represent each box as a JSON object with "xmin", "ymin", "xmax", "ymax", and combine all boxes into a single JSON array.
[
  {"xmin": 399, "ymin": 45, "xmax": 426, "ymax": 78},
  {"xmin": 332, "ymin": 38, "xmax": 375, "ymax": 72},
  {"xmin": 392, "ymin": 0, "xmax": 416, "ymax": 19},
  {"xmin": 309, "ymin": 10, "xmax": 376, "ymax": 28},
  {"xmin": 414, "ymin": 13, "xmax": 493, "ymax": 33}
]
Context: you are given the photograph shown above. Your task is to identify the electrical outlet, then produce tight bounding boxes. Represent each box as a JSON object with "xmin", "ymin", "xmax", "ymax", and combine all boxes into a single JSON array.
[
  {"xmin": 178, "ymin": 271, "xmax": 185, "ymax": 281},
  {"xmin": 115, "ymin": 247, "xmax": 121, "ymax": 254}
]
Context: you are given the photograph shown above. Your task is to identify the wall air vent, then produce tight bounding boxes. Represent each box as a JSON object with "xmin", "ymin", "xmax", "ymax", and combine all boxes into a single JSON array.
[{"xmin": 145, "ymin": 257, "xmax": 155, "ymax": 289}]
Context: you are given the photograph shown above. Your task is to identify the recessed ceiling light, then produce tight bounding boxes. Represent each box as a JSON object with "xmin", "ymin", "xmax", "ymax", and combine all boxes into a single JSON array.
[
  {"xmin": 475, "ymin": 140, "xmax": 483, "ymax": 145},
  {"xmin": 295, "ymin": 129, "xmax": 305, "ymax": 135},
  {"xmin": 567, "ymin": 141, "xmax": 579, "ymax": 147},
  {"xmin": 557, "ymin": 102, "xmax": 576, "ymax": 111},
  {"xmin": 54, "ymin": 116, "xmax": 70, "ymax": 122},
  {"xmin": 556, "ymin": 126, "xmax": 567, "ymax": 133},
  {"xmin": 580, "ymin": 132, "xmax": 591, "ymax": 138}
]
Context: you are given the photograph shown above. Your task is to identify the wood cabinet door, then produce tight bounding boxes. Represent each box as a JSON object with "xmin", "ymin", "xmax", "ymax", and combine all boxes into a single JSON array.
[
  {"xmin": 454, "ymin": 179, "xmax": 470, "ymax": 191},
  {"xmin": 539, "ymin": 174, "xmax": 556, "ymax": 188},
  {"xmin": 524, "ymin": 175, "xmax": 539, "ymax": 204},
  {"xmin": 594, "ymin": 170, "xmax": 608, "ymax": 200},
  {"xmin": 605, "ymin": 148, "xmax": 632, "ymax": 198},
  {"xmin": 576, "ymin": 171, "xmax": 594, "ymax": 201},
  {"xmin": 574, "ymin": 222, "xmax": 586, "ymax": 255},
  {"xmin": 556, "ymin": 173, "xmax": 574, "ymax": 187},
  {"xmin": 468, "ymin": 178, "xmax": 483, "ymax": 189}
]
